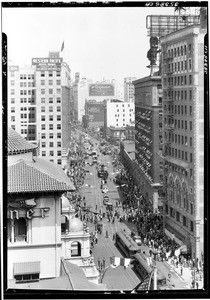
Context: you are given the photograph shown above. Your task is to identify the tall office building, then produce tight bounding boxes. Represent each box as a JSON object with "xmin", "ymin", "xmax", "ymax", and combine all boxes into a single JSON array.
[
  {"xmin": 160, "ymin": 8, "xmax": 207, "ymax": 260},
  {"xmin": 8, "ymin": 51, "xmax": 72, "ymax": 166},
  {"xmin": 133, "ymin": 76, "xmax": 163, "ymax": 213},
  {"xmin": 124, "ymin": 77, "xmax": 136, "ymax": 102}
]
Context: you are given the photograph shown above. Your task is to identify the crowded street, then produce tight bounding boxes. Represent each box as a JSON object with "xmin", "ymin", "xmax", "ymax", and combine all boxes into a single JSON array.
[{"xmin": 65, "ymin": 128, "xmax": 204, "ymax": 291}]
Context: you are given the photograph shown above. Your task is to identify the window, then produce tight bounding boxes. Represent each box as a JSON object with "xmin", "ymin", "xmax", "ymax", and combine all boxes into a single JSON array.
[
  {"xmin": 189, "ymin": 59, "xmax": 192, "ymax": 71},
  {"xmin": 56, "ymin": 71, "xmax": 60, "ymax": 77},
  {"xmin": 41, "ymin": 133, "xmax": 46, "ymax": 139},
  {"xmin": 57, "ymin": 124, "xmax": 61, "ymax": 130},
  {"xmin": 49, "ymin": 142, "xmax": 54, "ymax": 147},
  {"xmin": 57, "ymin": 106, "xmax": 61, "ymax": 112},
  {"xmin": 41, "ymin": 107, "xmax": 45, "ymax": 112},
  {"xmin": 49, "ymin": 80, "xmax": 53, "ymax": 85},
  {"xmin": 41, "ymin": 71, "xmax": 45, "ymax": 77},
  {"xmin": 57, "ymin": 141, "xmax": 61, "ymax": 147},
  {"xmin": 41, "ymin": 142, "xmax": 46, "ymax": 147},
  {"xmin": 185, "ymin": 152, "xmax": 188, "ymax": 161},
  {"xmin": 41, "ymin": 89, "xmax": 45, "ymax": 94},
  {"xmin": 184, "ymin": 45, "xmax": 187, "ymax": 55},
  {"xmin": 189, "ymin": 90, "xmax": 192, "ymax": 100},
  {"xmin": 71, "ymin": 241, "xmax": 81, "ymax": 257},
  {"xmin": 190, "ymin": 153, "xmax": 193, "ymax": 162},
  {"xmin": 41, "ymin": 80, "xmax": 45, "ymax": 85},
  {"xmin": 11, "ymin": 107, "xmax": 15, "ymax": 113},
  {"xmin": 41, "ymin": 98, "xmax": 45, "ymax": 103},
  {"xmin": 57, "ymin": 97, "xmax": 61, "ymax": 103},
  {"xmin": 42, "ymin": 151, "xmax": 46, "ymax": 156},
  {"xmin": 57, "ymin": 133, "xmax": 61, "ymax": 138},
  {"xmin": 41, "ymin": 116, "xmax": 45, "ymax": 121},
  {"xmin": 49, "ymin": 71, "xmax": 53, "ymax": 77},
  {"xmin": 49, "ymin": 89, "xmax": 53, "ymax": 94},
  {"xmin": 57, "ymin": 159, "xmax": 62, "ymax": 165},
  {"xmin": 185, "ymin": 121, "xmax": 187, "ymax": 130},
  {"xmin": 189, "ymin": 75, "xmax": 192, "ymax": 85},
  {"xmin": 183, "ymin": 216, "xmax": 187, "ymax": 227},
  {"xmin": 49, "ymin": 133, "xmax": 54, "ymax": 139},
  {"xmin": 57, "ymin": 115, "xmax": 61, "ymax": 121},
  {"xmin": 189, "ymin": 43, "xmax": 192, "ymax": 53},
  {"xmin": 176, "ymin": 211, "xmax": 180, "ymax": 222},
  {"xmin": 49, "ymin": 151, "xmax": 54, "ymax": 156},
  {"xmin": 11, "ymin": 116, "xmax": 15, "ymax": 122},
  {"xmin": 190, "ymin": 137, "xmax": 192, "ymax": 147},
  {"xmin": 41, "ymin": 124, "xmax": 45, "ymax": 130},
  {"xmin": 57, "ymin": 151, "xmax": 61, "ymax": 156},
  {"xmin": 49, "ymin": 106, "xmax": 53, "ymax": 112},
  {"xmin": 190, "ymin": 121, "xmax": 193, "ymax": 131},
  {"xmin": 49, "ymin": 124, "xmax": 53, "ymax": 130},
  {"xmin": 56, "ymin": 80, "xmax": 61, "ymax": 85},
  {"xmin": 49, "ymin": 115, "xmax": 53, "ymax": 121},
  {"xmin": 190, "ymin": 221, "xmax": 194, "ymax": 232},
  {"xmin": 56, "ymin": 89, "xmax": 61, "ymax": 94},
  {"xmin": 190, "ymin": 203, "xmax": 194, "ymax": 215},
  {"xmin": 49, "ymin": 97, "xmax": 53, "ymax": 103}
]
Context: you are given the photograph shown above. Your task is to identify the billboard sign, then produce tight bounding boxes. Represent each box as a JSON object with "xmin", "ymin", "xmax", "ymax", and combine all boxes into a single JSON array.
[
  {"xmin": 31, "ymin": 58, "xmax": 63, "ymax": 71},
  {"xmin": 89, "ymin": 84, "xmax": 114, "ymax": 96}
]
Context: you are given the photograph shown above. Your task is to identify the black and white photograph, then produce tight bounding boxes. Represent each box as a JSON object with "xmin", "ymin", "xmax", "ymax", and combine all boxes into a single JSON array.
[{"xmin": 1, "ymin": 1, "xmax": 208, "ymax": 298}]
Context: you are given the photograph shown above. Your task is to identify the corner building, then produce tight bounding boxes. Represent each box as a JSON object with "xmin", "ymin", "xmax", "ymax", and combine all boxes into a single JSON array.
[{"xmin": 160, "ymin": 19, "xmax": 206, "ymax": 260}]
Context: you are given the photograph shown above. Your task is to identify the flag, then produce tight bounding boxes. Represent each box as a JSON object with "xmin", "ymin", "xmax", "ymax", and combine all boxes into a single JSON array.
[
  {"xmin": 61, "ymin": 41, "xmax": 64, "ymax": 52},
  {"xmin": 131, "ymin": 271, "xmax": 153, "ymax": 292}
]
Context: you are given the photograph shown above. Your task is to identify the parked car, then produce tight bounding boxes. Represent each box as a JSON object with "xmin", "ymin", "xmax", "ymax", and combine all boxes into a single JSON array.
[
  {"xmin": 102, "ymin": 186, "xmax": 109, "ymax": 193},
  {"xmin": 103, "ymin": 195, "xmax": 109, "ymax": 205}
]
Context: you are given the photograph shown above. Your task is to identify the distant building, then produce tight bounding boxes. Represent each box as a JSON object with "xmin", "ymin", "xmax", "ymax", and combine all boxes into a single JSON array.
[
  {"xmin": 124, "ymin": 77, "xmax": 136, "ymax": 102},
  {"xmin": 160, "ymin": 9, "xmax": 206, "ymax": 260},
  {"xmin": 133, "ymin": 76, "xmax": 163, "ymax": 213},
  {"xmin": 8, "ymin": 51, "xmax": 72, "ymax": 167},
  {"xmin": 104, "ymin": 100, "xmax": 135, "ymax": 139}
]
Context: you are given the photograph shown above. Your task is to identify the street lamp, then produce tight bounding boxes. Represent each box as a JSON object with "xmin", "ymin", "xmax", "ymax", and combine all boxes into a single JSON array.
[{"xmin": 149, "ymin": 248, "xmax": 160, "ymax": 290}]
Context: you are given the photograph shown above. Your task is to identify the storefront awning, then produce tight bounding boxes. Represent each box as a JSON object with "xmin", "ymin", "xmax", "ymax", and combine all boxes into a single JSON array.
[{"xmin": 14, "ymin": 261, "xmax": 40, "ymax": 275}]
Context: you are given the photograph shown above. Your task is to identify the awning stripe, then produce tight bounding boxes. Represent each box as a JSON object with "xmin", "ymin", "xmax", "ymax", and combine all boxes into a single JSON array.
[{"xmin": 14, "ymin": 261, "xmax": 40, "ymax": 275}]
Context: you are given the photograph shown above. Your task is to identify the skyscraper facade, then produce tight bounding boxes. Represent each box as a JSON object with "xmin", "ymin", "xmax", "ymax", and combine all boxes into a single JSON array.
[
  {"xmin": 160, "ymin": 15, "xmax": 206, "ymax": 259},
  {"xmin": 124, "ymin": 77, "xmax": 136, "ymax": 102}
]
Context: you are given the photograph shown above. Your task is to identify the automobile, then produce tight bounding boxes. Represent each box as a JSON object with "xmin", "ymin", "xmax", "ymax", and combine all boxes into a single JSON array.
[
  {"xmin": 103, "ymin": 195, "xmax": 109, "ymax": 205},
  {"xmin": 92, "ymin": 155, "xmax": 98, "ymax": 164},
  {"xmin": 102, "ymin": 186, "xmax": 109, "ymax": 193}
]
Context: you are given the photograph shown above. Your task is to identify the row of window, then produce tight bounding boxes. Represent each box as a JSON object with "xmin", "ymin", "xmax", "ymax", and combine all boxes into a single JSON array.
[
  {"xmin": 164, "ymin": 74, "xmax": 193, "ymax": 86},
  {"xmin": 41, "ymin": 89, "xmax": 61, "ymax": 94},
  {"xmin": 19, "ymin": 74, "xmax": 35, "ymax": 80},
  {"xmin": 166, "ymin": 147, "xmax": 193, "ymax": 163},
  {"xmin": 164, "ymin": 58, "xmax": 192, "ymax": 74},
  {"xmin": 41, "ymin": 124, "xmax": 61, "ymax": 130},
  {"xmin": 41, "ymin": 115, "xmax": 61, "ymax": 121},
  {"xmin": 40, "ymin": 80, "xmax": 61, "ymax": 85},
  {"xmin": 41, "ymin": 141, "xmax": 61, "ymax": 148},
  {"xmin": 41, "ymin": 106, "xmax": 61, "ymax": 112},
  {"xmin": 42, "ymin": 150, "xmax": 62, "ymax": 156},
  {"xmin": 41, "ymin": 97, "xmax": 61, "ymax": 103},
  {"xmin": 41, "ymin": 132, "xmax": 61, "ymax": 139},
  {"xmin": 116, "ymin": 104, "xmax": 132, "ymax": 107},
  {"xmin": 164, "ymin": 89, "xmax": 193, "ymax": 101},
  {"xmin": 115, "ymin": 114, "xmax": 133, "ymax": 117},
  {"xmin": 40, "ymin": 71, "xmax": 60, "ymax": 77},
  {"xmin": 10, "ymin": 81, "xmax": 35, "ymax": 87},
  {"xmin": 167, "ymin": 43, "xmax": 192, "ymax": 58},
  {"xmin": 165, "ymin": 119, "xmax": 193, "ymax": 131},
  {"xmin": 164, "ymin": 104, "xmax": 193, "ymax": 116},
  {"xmin": 167, "ymin": 133, "xmax": 193, "ymax": 147}
]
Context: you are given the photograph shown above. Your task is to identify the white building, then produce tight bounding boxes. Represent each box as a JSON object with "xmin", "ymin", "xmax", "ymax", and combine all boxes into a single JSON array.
[
  {"xmin": 8, "ymin": 51, "xmax": 72, "ymax": 166},
  {"xmin": 105, "ymin": 100, "xmax": 135, "ymax": 128}
]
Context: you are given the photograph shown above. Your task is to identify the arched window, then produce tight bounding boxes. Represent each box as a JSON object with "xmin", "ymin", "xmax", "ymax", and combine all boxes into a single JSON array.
[
  {"xmin": 14, "ymin": 218, "xmax": 27, "ymax": 242},
  {"xmin": 182, "ymin": 182, "xmax": 188, "ymax": 211},
  {"xmin": 168, "ymin": 177, "xmax": 174, "ymax": 202},
  {"xmin": 71, "ymin": 241, "xmax": 81, "ymax": 257},
  {"xmin": 175, "ymin": 179, "xmax": 181, "ymax": 205}
]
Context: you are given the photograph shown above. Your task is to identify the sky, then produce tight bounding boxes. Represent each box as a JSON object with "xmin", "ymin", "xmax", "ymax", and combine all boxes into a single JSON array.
[{"xmin": 2, "ymin": 4, "xmax": 176, "ymax": 85}]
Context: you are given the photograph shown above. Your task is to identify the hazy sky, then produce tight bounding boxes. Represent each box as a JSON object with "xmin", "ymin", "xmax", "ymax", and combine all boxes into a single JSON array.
[{"xmin": 2, "ymin": 5, "xmax": 175, "ymax": 84}]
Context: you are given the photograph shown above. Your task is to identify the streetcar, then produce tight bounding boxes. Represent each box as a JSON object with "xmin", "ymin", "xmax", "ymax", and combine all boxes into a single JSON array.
[
  {"xmin": 133, "ymin": 253, "xmax": 167, "ymax": 289},
  {"xmin": 115, "ymin": 230, "xmax": 141, "ymax": 258}
]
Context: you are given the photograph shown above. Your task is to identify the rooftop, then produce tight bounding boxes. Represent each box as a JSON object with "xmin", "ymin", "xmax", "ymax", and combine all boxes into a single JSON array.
[
  {"xmin": 8, "ymin": 158, "xmax": 75, "ymax": 194},
  {"xmin": 8, "ymin": 127, "xmax": 37, "ymax": 155}
]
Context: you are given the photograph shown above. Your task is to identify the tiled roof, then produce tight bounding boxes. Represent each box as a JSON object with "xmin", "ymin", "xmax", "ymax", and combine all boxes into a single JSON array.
[
  {"xmin": 8, "ymin": 127, "xmax": 37, "ymax": 154},
  {"xmin": 8, "ymin": 158, "xmax": 75, "ymax": 194}
]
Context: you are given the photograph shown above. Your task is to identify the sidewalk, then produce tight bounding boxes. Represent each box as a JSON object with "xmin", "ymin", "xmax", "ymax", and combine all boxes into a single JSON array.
[{"xmin": 166, "ymin": 259, "xmax": 204, "ymax": 289}]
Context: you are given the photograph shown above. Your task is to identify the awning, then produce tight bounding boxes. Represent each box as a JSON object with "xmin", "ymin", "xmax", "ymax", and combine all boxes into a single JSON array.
[{"xmin": 14, "ymin": 261, "xmax": 40, "ymax": 275}]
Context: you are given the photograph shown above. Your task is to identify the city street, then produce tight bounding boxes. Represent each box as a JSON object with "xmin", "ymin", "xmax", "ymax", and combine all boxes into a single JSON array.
[{"xmin": 79, "ymin": 134, "xmax": 193, "ymax": 291}]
